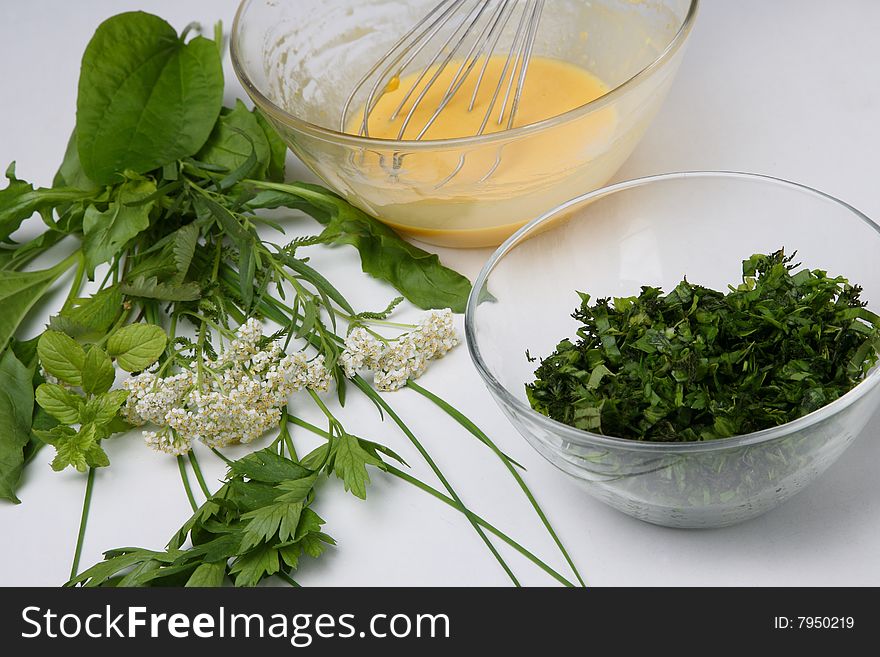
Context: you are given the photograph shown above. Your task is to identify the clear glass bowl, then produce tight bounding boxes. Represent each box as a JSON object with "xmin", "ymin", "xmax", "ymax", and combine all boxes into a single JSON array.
[
  {"xmin": 466, "ymin": 172, "xmax": 880, "ymax": 528},
  {"xmin": 231, "ymin": 0, "xmax": 698, "ymax": 247}
]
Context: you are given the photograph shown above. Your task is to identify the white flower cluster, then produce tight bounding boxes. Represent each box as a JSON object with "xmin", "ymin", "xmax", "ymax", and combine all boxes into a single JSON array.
[
  {"xmin": 123, "ymin": 318, "xmax": 331, "ymax": 455},
  {"xmin": 340, "ymin": 309, "xmax": 458, "ymax": 391}
]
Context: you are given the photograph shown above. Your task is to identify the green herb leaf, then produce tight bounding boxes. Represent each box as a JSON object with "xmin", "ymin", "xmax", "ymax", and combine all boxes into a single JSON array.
[
  {"xmin": 253, "ymin": 109, "xmax": 287, "ymax": 182},
  {"xmin": 37, "ymin": 330, "xmax": 86, "ymax": 386},
  {"xmin": 247, "ymin": 182, "xmax": 472, "ymax": 311},
  {"xmin": 0, "ymin": 349, "xmax": 35, "ymax": 503},
  {"xmin": 185, "ymin": 561, "xmax": 227, "ymax": 587},
  {"xmin": 76, "ymin": 11, "xmax": 224, "ymax": 184},
  {"xmin": 106, "ymin": 323, "xmax": 168, "ymax": 372},
  {"xmin": 0, "ymin": 257, "xmax": 76, "ymax": 351},
  {"xmin": 332, "ymin": 433, "xmax": 383, "ymax": 500},
  {"xmin": 83, "ymin": 390, "xmax": 129, "ymax": 427},
  {"xmin": 81, "ymin": 346, "xmax": 115, "ymax": 395},
  {"xmin": 527, "ymin": 250, "xmax": 880, "ymax": 441},
  {"xmin": 83, "ymin": 178, "xmax": 157, "ymax": 274},
  {"xmin": 120, "ymin": 275, "xmax": 201, "ymax": 302},
  {"xmin": 35, "ymin": 383, "xmax": 82, "ymax": 424},
  {"xmin": 45, "ymin": 423, "xmax": 108, "ymax": 473},
  {"xmin": 49, "ymin": 286, "xmax": 124, "ymax": 341},
  {"xmin": 196, "ymin": 100, "xmax": 271, "ymax": 181}
]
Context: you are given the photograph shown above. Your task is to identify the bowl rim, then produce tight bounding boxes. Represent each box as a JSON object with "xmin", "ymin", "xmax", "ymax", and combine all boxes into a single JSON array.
[
  {"xmin": 465, "ymin": 170, "xmax": 880, "ymax": 453},
  {"xmin": 230, "ymin": 0, "xmax": 700, "ymax": 148}
]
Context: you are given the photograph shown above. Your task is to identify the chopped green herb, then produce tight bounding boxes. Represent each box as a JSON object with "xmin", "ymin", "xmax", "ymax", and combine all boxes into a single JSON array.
[{"xmin": 527, "ymin": 250, "xmax": 880, "ymax": 441}]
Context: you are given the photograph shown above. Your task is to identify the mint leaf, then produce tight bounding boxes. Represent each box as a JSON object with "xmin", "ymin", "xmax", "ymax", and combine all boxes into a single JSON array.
[
  {"xmin": 106, "ymin": 324, "xmax": 167, "ymax": 372},
  {"xmin": 85, "ymin": 390, "xmax": 129, "ymax": 427},
  {"xmin": 0, "ymin": 349, "xmax": 35, "ymax": 503},
  {"xmin": 35, "ymin": 383, "xmax": 82, "ymax": 424},
  {"xmin": 83, "ymin": 178, "xmax": 156, "ymax": 274},
  {"xmin": 37, "ymin": 330, "xmax": 86, "ymax": 386},
  {"xmin": 81, "ymin": 346, "xmax": 115, "ymax": 395},
  {"xmin": 48, "ymin": 424, "xmax": 107, "ymax": 473},
  {"xmin": 76, "ymin": 12, "xmax": 224, "ymax": 184}
]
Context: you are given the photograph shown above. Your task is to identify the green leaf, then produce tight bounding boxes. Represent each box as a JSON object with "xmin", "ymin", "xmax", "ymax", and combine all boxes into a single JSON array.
[
  {"xmin": 35, "ymin": 383, "xmax": 82, "ymax": 424},
  {"xmin": 83, "ymin": 178, "xmax": 157, "ymax": 274},
  {"xmin": 0, "ymin": 257, "xmax": 75, "ymax": 351},
  {"xmin": 0, "ymin": 165, "xmax": 93, "ymax": 242},
  {"xmin": 49, "ymin": 285, "xmax": 124, "ymax": 341},
  {"xmin": 106, "ymin": 323, "xmax": 167, "ymax": 372},
  {"xmin": 229, "ymin": 544, "xmax": 279, "ymax": 587},
  {"xmin": 171, "ymin": 223, "xmax": 200, "ymax": 282},
  {"xmin": 185, "ymin": 561, "xmax": 227, "ymax": 587},
  {"xmin": 253, "ymin": 109, "xmax": 287, "ymax": 182},
  {"xmin": 0, "ymin": 349, "xmax": 35, "ymax": 503},
  {"xmin": 333, "ymin": 433, "xmax": 383, "ymax": 499},
  {"xmin": 197, "ymin": 100, "xmax": 270, "ymax": 180},
  {"xmin": 37, "ymin": 330, "xmax": 86, "ymax": 386},
  {"xmin": 81, "ymin": 346, "xmax": 115, "ymax": 394},
  {"xmin": 53, "ymin": 129, "xmax": 99, "ymax": 191},
  {"xmin": 246, "ymin": 182, "xmax": 471, "ymax": 311},
  {"xmin": 49, "ymin": 423, "xmax": 108, "ymax": 472},
  {"xmin": 120, "ymin": 275, "xmax": 201, "ymax": 302},
  {"xmin": 76, "ymin": 12, "xmax": 224, "ymax": 184},
  {"xmin": 228, "ymin": 448, "xmax": 312, "ymax": 484},
  {"xmin": 240, "ymin": 501, "xmax": 304, "ymax": 550},
  {"xmin": 84, "ymin": 390, "xmax": 129, "ymax": 427}
]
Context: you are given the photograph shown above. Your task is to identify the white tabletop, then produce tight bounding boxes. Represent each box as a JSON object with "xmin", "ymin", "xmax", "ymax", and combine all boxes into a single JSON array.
[{"xmin": 2, "ymin": 0, "xmax": 879, "ymax": 586}]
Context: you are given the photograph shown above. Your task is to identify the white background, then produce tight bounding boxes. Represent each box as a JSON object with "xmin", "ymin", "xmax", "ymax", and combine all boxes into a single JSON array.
[{"xmin": 1, "ymin": 0, "xmax": 879, "ymax": 586}]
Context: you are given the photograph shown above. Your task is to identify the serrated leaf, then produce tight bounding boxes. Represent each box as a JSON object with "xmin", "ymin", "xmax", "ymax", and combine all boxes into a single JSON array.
[
  {"xmin": 185, "ymin": 561, "xmax": 227, "ymax": 587},
  {"xmin": 84, "ymin": 389, "xmax": 129, "ymax": 427},
  {"xmin": 35, "ymin": 383, "xmax": 82, "ymax": 424},
  {"xmin": 106, "ymin": 323, "xmax": 167, "ymax": 372},
  {"xmin": 50, "ymin": 423, "xmax": 103, "ymax": 472},
  {"xmin": 37, "ymin": 330, "xmax": 86, "ymax": 386},
  {"xmin": 121, "ymin": 275, "xmax": 201, "ymax": 302},
  {"xmin": 240, "ymin": 501, "xmax": 303, "ymax": 551},
  {"xmin": 229, "ymin": 544, "xmax": 279, "ymax": 587},
  {"xmin": 171, "ymin": 223, "xmax": 199, "ymax": 282},
  {"xmin": 81, "ymin": 346, "xmax": 115, "ymax": 394},
  {"xmin": 333, "ymin": 433, "xmax": 383, "ymax": 499}
]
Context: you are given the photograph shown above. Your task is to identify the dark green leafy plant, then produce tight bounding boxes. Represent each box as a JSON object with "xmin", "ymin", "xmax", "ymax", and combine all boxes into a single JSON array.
[
  {"xmin": 527, "ymin": 250, "xmax": 880, "ymax": 441},
  {"xmin": 0, "ymin": 10, "xmax": 584, "ymax": 588}
]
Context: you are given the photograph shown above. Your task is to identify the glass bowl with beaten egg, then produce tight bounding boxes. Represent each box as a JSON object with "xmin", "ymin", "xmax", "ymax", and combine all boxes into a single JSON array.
[{"xmin": 231, "ymin": 0, "xmax": 699, "ymax": 247}]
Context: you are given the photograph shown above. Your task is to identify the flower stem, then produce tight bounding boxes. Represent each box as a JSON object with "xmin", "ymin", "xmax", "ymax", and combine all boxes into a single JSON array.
[
  {"xmin": 69, "ymin": 467, "xmax": 95, "ymax": 580},
  {"xmin": 406, "ymin": 380, "xmax": 587, "ymax": 587},
  {"xmin": 177, "ymin": 456, "xmax": 199, "ymax": 513},
  {"xmin": 351, "ymin": 376, "xmax": 520, "ymax": 587},
  {"xmin": 188, "ymin": 451, "xmax": 212, "ymax": 499}
]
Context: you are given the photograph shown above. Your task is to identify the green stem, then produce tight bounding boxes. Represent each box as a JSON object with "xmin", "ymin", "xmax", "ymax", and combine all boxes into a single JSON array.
[
  {"xmin": 277, "ymin": 571, "xmax": 301, "ymax": 587},
  {"xmin": 351, "ymin": 375, "xmax": 520, "ymax": 587},
  {"xmin": 69, "ymin": 467, "xmax": 95, "ymax": 580},
  {"xmin": 385, "ymin": 465, "xmax": 574, "ymax": 587},
  {"xmin": 188, "ymin": 451, "xmax": 212, "ymax": 499},
  {"xmin": 285, "ymin": 413, "xmax": 573, "ymax": 586},
  {"xmin": 177, "ymin": 456, "xmax": 198, "ymax": 513},
  {"xmin": 61, "ymin": 252, "xmax": 86, "ymax": 312},
  {"xmin": 407, "ymin": 380, "xmax": 587, "ymax": 588}
]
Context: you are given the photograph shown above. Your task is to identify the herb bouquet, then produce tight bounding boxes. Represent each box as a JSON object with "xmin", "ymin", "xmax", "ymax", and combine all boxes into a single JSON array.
[{"xmin": 0, "ymin": 12, "xmax": 583, "ymax": 587}]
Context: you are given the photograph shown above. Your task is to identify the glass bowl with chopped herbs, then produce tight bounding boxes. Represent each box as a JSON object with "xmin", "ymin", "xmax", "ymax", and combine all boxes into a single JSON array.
[{"xmin": 466, "ymin": 172, "xmax": 880, "ymax": 528}]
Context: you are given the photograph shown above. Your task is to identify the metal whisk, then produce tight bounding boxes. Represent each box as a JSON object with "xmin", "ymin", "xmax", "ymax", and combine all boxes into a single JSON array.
[{"xmin": 340, "ymin": 0, "xmax": 546, "ymax": 141}]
